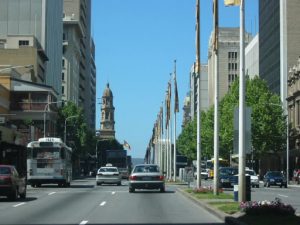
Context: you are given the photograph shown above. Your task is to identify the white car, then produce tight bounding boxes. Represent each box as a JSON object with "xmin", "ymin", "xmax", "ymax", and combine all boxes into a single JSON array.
[
  {"xmin": 96, "ymin": 166, "xmax": 122, "ymax": 186},
  {"xmin": 246, "ymin": 169, "xmax": 259, "ymax": 188}
]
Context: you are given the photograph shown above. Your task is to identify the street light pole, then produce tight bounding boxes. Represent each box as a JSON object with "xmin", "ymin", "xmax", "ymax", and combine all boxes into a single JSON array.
[
  {"xmin": 64, "ymin": 115, "xmax": 79, "ymax": 143},
  {"xmin": 44, "ymin": 101, "xmax": 64, "ymax": 137}
]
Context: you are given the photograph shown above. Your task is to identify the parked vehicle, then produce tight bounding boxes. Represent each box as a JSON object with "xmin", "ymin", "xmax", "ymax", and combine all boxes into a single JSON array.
[
  {"xmin": 96, "ymin": 166, "xmax": 121, "ymax": 185},
  {"xmin": 245, "ymin": 169, "xmax": 260, "ymax": 188},
  {"xmin": 263, "ymin": 171, "xmax": 287, "ymax": 188},
  {"xmin": 219, "ymin": 167, "xmax": 238, "ymax": 188},
  {"xmin": 0, "ymin": 165, "xmax": 26, "ymax": 200},
  {"xmin": 129, "ymin": 164, "xmax": 165, "ymax": 193}
]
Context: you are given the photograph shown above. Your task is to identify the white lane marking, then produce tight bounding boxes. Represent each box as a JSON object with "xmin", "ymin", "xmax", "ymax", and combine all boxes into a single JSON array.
[
  {"xmin": 278, "ymin": 194, "xmax": 288, "ymax": 198},
  {"xmin": 112, "ymin": 191, "xmax": 116, "ymax": 195},
  {"xmin": 48, "ymin": 192, "xmax": 56, "ymax": 195},
  {"xmin": 100, "ymin": 201, "xmax": 106, "ymax": 206},
  {"xmin": 13, "ymin": 202, "xmax": 26, "ymax": 207},
  {"xmin": 79, "ymin": 220, "xmax": 88, "ymax": 225}
]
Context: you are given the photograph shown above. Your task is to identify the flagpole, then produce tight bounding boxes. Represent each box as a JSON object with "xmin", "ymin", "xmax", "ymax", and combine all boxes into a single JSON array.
[
  {"xmin": 169, "ymin": 80, "xmax": 173, "ymax": 181},
  {"xmin": 238, "ymin": 0, "xmax": 246, "ymax": 202},
  {"xmin": 196, "ymin": 0, "xmax": 201, "ymax": 189},
  {"xmin": 173, "ymin": 60, "xmax": 178, "ymax": 182},
  {"xmin": 213, "ymin": 0, "xmax": 220, "ymax": 195}
]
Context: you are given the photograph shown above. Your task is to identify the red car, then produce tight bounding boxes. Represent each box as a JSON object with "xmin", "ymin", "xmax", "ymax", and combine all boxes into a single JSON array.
[{"xmin": 0, "ymin": 165, "xmax": 26, "ymax": 200}]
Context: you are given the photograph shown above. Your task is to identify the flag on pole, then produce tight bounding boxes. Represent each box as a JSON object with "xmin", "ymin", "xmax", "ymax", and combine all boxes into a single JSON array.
[
  {"xmin": 123, "ymin": 140, "xmax": 131, "ymax": 150},
  {"xmin": 213, "ymin": 0, "xmax": 219, "ymax": 52},
  {"xmin": 174, "ymin": 60, "xmax": 179, "ymax": 113},
  {"xmin": 224, "ymin": 0, "xmax": 240, "ymax": 6},
  {"xmin": 165, "ymin": 81, "xmax": 171, "ymax": 129}
]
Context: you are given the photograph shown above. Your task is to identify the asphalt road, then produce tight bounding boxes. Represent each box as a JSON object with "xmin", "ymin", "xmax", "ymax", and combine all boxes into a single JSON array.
[{"xmin": 0, "ymin": 178, "xmax": 225, "ymax": 225}]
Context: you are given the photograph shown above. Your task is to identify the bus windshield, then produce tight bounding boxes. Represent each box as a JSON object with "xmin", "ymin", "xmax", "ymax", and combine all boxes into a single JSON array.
[{"xmin": 32, "ymin": 148, "xmax": 60, "ymax": 159}]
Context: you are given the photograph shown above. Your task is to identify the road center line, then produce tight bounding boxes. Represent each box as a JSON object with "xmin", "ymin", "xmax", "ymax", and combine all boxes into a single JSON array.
[
  {"xmin": 48, "ymin": 192, "xmax": 56, "ymax": 195},
  {"xmin": 112, "ymin": 191, "xmax": 116, "ymax": 195},
  {"xmin": 100, "ymin": 201, "xmax": 106, "ymax": 206},
  {"xmin": 79, "ymin": 220, "xmax": 88, "ymax": 225},
  {"xmin": 13, "ymin": 202, "xmax": 26, "ymax": 207},
  {"xmin": 278, "ymin": 194, "xmax": 288, "ymax": 198}
]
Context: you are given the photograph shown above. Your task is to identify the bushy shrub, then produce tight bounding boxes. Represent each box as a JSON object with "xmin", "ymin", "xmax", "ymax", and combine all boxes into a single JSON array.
[{"xmin": 240, "ymin": 198, "xmax": 295, "ymax": 216}]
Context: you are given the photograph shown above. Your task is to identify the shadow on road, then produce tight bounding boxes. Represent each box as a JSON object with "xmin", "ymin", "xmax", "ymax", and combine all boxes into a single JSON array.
[{"xmin": 0, "ymin": 197, "xmax": 37, "ymax": 202}]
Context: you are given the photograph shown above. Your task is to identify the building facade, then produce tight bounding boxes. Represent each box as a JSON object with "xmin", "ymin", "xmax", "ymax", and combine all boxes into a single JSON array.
[
  {"xmin": 287, "ymin": 57, "xmax": 300, "ymax": 175},
  {"xmin": 208, "ymin": 28, "xmax": 252, "ymax": 106},
  {"xmin": 259, "ymin": 0, "xmax": 300, "ymax": 96},
  {"xmin": 190, "ymin": 63, "xmax": 209, "ymax": 120},
  {"xmin": 99, "ymin": 83, "xmax": 115, "ymax": 139},
  {"xmin": 63, "ymin": 0, "xmax": 95, "ymax": 130},
  {"xmin": 0, "ymin": 0, "xmax": 63, "ymax": 95},
  {"xmin": 245, "ymin": 34, "xmax": 259, "ymax": 79}
]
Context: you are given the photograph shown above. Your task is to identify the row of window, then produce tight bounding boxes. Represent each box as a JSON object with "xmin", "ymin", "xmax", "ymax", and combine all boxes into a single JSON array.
[
  {"xmin": 228, "ymin": 63, "xmax": 238, "ymax": 71},
  {"xmin": 228, "ymin": 51, "xmax": 238, "ymax": 59}
]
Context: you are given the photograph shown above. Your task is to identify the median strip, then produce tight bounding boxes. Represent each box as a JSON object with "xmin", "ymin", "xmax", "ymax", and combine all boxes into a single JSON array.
[{"xmin": 13, "ymin": 202, "xmax": 26, "ymax": 207}]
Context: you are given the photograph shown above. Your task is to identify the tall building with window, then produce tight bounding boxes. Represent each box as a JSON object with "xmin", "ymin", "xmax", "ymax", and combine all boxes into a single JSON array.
[
  {"xmin": 63, "ymin": 0, "xmax": 95, "ymax": 130},
  {"xmin": 208, "ymin": 28, "xmax": 252, "ymax": 106},
  {"xmin": 0, "ymin": 0, "xmax": 63, "ymax": 95}
]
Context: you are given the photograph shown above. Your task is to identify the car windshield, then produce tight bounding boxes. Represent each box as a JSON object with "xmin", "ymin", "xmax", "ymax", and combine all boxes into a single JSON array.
[
  {"xmin": 134, "ymin": 165, "xmax": 159, "ymax": 173},
  {"xmin": 268, "ymin": 171, "xmax": 282, "ymax": 177},
  {"xmin": 246, "ymin": 170, "xmax": 256, "ymax": 176},
  {"xmin": 99, "ymin": 167, "xmax": 118, "ymax": 172},
  {"xmin": 220, "ymin": 168, "xmax": 238, "ymax": 176},
  {"xmin": 0, "ymin": 167, "xmax": 11, "ymax": 175}
]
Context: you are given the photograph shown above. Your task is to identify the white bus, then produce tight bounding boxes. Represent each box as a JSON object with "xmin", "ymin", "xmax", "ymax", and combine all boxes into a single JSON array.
[{"xmin": 27, "ymin": 137, "xmax": 72, "ymax": 187}]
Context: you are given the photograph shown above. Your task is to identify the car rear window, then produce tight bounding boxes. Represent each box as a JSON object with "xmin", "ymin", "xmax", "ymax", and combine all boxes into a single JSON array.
[
  {"xmin": 0, "ymin": 167, "xmax": 11, "ymax": 175},
  {"xmin": 134, "ymin": 165, "xmax": 159, "ymax": 173},
  {"xmin": 99, "ymin": 167, "xmax": 118, "ymax": 172}
]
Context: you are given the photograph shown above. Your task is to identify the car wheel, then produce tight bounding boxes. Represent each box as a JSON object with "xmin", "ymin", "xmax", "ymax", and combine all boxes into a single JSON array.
[
  {"xmin": 267, "ymin": 182, "xmax": 270, "ymax": 187},
  {"xmin": 129, "ymin": 187, "xmax": 134, "ymax": 193},
  {"xmin": 19, "ymin": 190, "xmax": 26, "ymax": 199},
  {"xmin": 160, "ymin": 186, "xmax": 165, "ymax": 193},
  {"xmin": 117, "ymin": 182, "xmax": 121, "ymax": 186},
  {"xmin": 8, "ymin": 188, "xmax": 18, "ymax": 201},
  {"xmin": 256, "ymin": 185, "xmax": 259, "ymax": 188},
  {"xmin": 31, "ymin": 184, "xmax": 36, "ymax": 188},
  {"xmin": 97, "ymin": 182, "xmax": 101, "ymax": 186}
]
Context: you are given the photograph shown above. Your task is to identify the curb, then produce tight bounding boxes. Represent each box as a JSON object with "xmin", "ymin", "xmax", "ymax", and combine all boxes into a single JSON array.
[{"xmin": 176, "ymin": 188, "xmax": 248, "ymax": 225}]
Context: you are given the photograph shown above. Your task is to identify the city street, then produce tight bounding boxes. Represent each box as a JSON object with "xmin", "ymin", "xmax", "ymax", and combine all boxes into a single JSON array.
[{"xmin": 0, "ymin": 178, "xmax": 224, "ymax": 225}]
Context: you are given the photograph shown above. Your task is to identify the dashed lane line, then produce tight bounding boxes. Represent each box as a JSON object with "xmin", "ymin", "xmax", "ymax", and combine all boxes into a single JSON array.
[
  {"xmin": 278, "ymin": 194, "xmax": 289, "ymax": 198},
  {"xmin": 100, "ymin": 201, "xmax": 106, "ymax": 206},
  {"xmin": 13, "ymin": 203, "xmax": 26, "ymax": 208},
  {"xmin": 79, "ymin": 220, "xmax": 88, "ymax": 225},
  {"xmin": 48, "ymin": 192, "xmax": 56, "ymax": 195},
  {"xmin": 112, "ymin": 191, "xmax": 116, "ymax": 195}
]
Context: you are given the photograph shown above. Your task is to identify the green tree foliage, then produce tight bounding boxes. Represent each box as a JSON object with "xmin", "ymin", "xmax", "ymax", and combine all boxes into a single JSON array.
[
  {"xmin": 177, "ymin": 76, "xmax": 286, "ymax": 162},
  {"xmin": 56, "ymin": 101, "xmax": 89, "ymax": 156}
]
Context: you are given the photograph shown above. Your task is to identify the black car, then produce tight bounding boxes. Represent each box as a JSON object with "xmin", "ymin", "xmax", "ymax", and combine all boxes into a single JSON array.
[
  {"xmin": 263, "ymin": 171, "xmax": 287, "ymax": 188},
  {"xmin": 219, "ymin": 167, "xmax": 238, "ymax": 188}
]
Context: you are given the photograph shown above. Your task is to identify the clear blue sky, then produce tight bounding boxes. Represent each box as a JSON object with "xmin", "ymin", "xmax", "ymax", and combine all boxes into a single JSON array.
[{"xmin": 92, "ymin": 0, "xmax": 258, "ymax": 159}]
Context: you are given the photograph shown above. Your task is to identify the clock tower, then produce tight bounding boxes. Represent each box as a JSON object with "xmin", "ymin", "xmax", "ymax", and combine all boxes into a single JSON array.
[{"xmin": 99, "ymin": 83, "xmax": 115, "ymax": 139}]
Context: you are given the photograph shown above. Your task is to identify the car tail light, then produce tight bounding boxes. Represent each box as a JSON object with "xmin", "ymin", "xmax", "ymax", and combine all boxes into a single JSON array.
[
  {"xmin": 129, "ymin": 175, "xmax": 137, "ymax": 180},
  {"xmin": 159, "ymin": 175, "xmax": 164, "ymax": 181}
]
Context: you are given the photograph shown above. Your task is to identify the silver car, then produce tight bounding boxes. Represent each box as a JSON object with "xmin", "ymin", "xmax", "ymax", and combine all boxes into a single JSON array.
[
  {"xmin": 96, "ymin": 166, "xmax": 121, "ymax": 186},
  {"xmin": 129, "ymin": 164, "xmax": 165, "ymax": 193}
]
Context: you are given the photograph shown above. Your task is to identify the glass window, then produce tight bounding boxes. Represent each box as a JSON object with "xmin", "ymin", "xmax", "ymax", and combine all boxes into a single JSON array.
[
  {"xmin": 19, "ymin": 40, "xmax": 29, "ymax": 46},
  {"xmin": 0, "ymin": 167, "xmax": 11, "ymax": 175}
]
